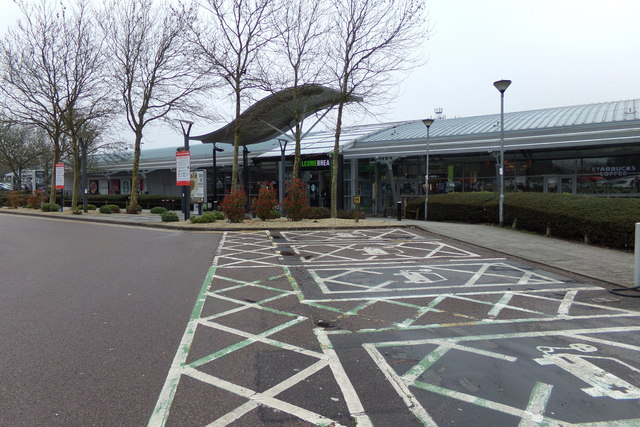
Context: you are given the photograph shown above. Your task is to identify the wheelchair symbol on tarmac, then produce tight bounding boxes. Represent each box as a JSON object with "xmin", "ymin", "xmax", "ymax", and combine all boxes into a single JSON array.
[
  {"xmin": 534, "ymin": 343, "xmax": 640, "ymax": 399},
  {"xmin": 394, "ymin": 269, "xmax": 447, "ymax": 284}
]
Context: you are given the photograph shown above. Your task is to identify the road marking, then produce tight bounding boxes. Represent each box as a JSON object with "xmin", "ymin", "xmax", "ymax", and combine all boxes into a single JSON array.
[
  {"xmin": 315, "ymin": 329, "xmax": 373, "ymax": 427},
  {"xmin": 487, "ymin": 292, "xmax": 514, "ymax": 318},
  {"xmin": 557, "ymin": 290, "xmax": 578, "ymax": 316},
  {"xmin": 148, "ymin": 263, "xmax": 218, "ymax": 427},
  {"xmin": 364, "ymin": 344, "xmax": 438, "ymax": 426},
  {"xmin": 519, "ymin": 382, "xmax": 554, "ymax": 426}
]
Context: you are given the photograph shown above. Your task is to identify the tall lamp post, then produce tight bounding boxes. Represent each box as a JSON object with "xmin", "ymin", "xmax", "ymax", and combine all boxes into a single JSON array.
[
  {"xmin": 493, "ymin": 79, "xmax": 511, "ymax": 227},
  {"xmin": 78, "ymin": 130, "xmax": 92, "ymax": 213},
  {"xmin": 179, "ymin": 120, "xmax": 193, "ymax": 220},
  {"xmin": 212, "ymin": 143, "xmax": 223, "ymax": 209},
  {"xmin": 421, "ymin": 118, "xmax": 434, "ymax": 221}
]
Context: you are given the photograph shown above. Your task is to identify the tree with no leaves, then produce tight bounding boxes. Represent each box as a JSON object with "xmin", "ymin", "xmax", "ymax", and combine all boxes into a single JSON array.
[
  {"xmin": 100, "ymin": 0, "xmax": 206, "ymax": 213},
  {"xmin": 327, "ymin": 0, "xmax": 428, "ymax": 217},
  {"xmin": 265, "ymin": 0, "xmax": 330, "ymax": 179},
  {"xmin": 190, "ymin": 0, "xmax": 277, "ymax": 192},
  {"xmin": 57, "ymin": 0, "xmax": 114, "ymax": 210},
  {"xmin": 0, "ymin": 120, "xmax": 48, "ymax": 190},
  {"xmin": 0, "ymin": 0, "xmax": 70, "ymax": 203}
]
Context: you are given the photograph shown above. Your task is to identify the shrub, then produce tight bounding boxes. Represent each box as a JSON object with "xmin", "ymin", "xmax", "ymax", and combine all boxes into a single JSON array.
[
  {"xmin": 338, "ymin": 209, "xmax": 367, "ymax": 220},
  {"xmin": 99, "ymin": 205, "xmax": 113, "ymax": 214},
  {"xmin": 412, "ymin": 192, "xmax": 640, "ymax": 250},
  {"xmin": 210, "ymin": 210, "xmax": 225, "ymax": 220},
  {"xmin": 87, "ymin": 204, "xmax": 97, "ymax": 210},
  {"xmin": 305, "ymin": 206, "xmax": 331, "ymax": 219},
  {"xmin": 26, "ymin": 191, "xmax": 44, "ymax": 209},
  {"xmin": 42, "ymin": 203, "xmax": 60, "ymax": 212},
  {"xmin": 190, "ymin": 211, "xmax": 217, "ymax": 223},
  {"xmin": 6, "ymin": 190, "xmax": 23, "ymax": 208},
  {"xmin": 252, "ymin": 182, "xmax": 279, "ymax": 221},
  {"xmin": 161, "ymin": 211, "xmax": 180, "ymax": 222},
  {"xmin": 150, "ymin": 206, "xmax": 168, "ymax": 214},
  {"xmin": 220, "ymin": 188, "xmax": 247, "ymax": 223},
  {"xmin": 106, "ymin": 204, "xmax": 120, "ymax": 213},
  {"xmin": 72, "ymin": 206, "xmax": 83, "ymax": 215},
  {"xmin": 283, "ymin": 178, "xmax": 309, "ymax": 221}
]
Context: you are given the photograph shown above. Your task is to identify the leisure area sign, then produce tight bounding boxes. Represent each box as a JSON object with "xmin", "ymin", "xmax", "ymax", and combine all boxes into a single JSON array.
[
  {"xmin": 175, "ymin": 150, "xmax": 191, "ymax": 186},
  {"xmin": 55, "ymin": 163, "xmax": 65, "ymax": 189}
]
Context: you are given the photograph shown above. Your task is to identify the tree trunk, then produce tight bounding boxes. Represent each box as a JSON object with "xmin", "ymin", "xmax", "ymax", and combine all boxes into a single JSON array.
[
  {"xmin": 71, "ymin": 139, "xmax": 80, "ymax": 210},
  {"xmin": 49, "ymin": 145, "xmax": 61, "ymax": 204},
  {"xmin": 331, "ymin": 102, "xmax": 345, "ymax": 218},
  {"xmin": 127, "ymin": 130, "xmax": 142, "ymax": 213},
  {"xmin": 292, "ymin": 122, "xmax": 302, "ymax": 179},
  {"xmin": 231, "ymin": 88, "xmax": 241, "ymax": 192}
]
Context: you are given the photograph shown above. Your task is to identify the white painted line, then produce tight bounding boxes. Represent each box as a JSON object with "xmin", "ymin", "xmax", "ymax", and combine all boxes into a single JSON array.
[
  {"xmin": 206, "ymin": 360, "xmax": 332, "ymax": 426},
  {"xmin": 199, "ymin": 318, "xmax": 326, "ymax": 360},
  {"xmin": 488, "ymin": 292, "xmax": 514, "ymax": 318},
  {"xmin": 372, "ymin": 326, "xmax": 640, "ymax": 349},
  {"xmin": 315, "ymin": 329, "xmax": 373, "ymax": 427},
  {"xmin": 412, "ymin": 380, "xmax": 567, "ymax": 426},
  {"xmin": 557, "ymin": 290, "xmax": 578, "ymax": 316},
  {"xmin": 564, "ymin": 334, "xmax": 640, "ymax": 352},
  {"xmin": 519, "ymin": 382, "xmax": 554, "ymax": 426},
  {"xmin": 184, "ymin": 366, "xmax": 344, "ymax": 426},
  {"xmin": 148, "ymin": 264, "xmax": 218, "ymax": 427},
  {"xmin": 364, "ymin": 344, "xmax": 438, "ymax": 426}
]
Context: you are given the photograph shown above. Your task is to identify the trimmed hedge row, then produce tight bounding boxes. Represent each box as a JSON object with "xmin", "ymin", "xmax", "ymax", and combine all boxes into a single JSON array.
[
  {"xmin": 406, "ymin": 192, "xmax": 640, "ymax": 250},
  {"xmin": 63, "ymin": 194, "xmax": 182, "ymax": 209},
  {"xmin": 0, "ymin": 192, "xmax": 182, "ymax": 209}
]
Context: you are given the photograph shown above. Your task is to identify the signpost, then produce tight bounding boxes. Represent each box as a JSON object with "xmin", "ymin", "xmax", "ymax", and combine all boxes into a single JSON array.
[
  {"xmin": 190, "ymin": 170, "xmax": 206, "ymax": 215},
  {"xmin": 353, "ymin": 195, "xmax": 361, "ymax": 223},
  {"xmin": 176, "ymin": 150, "xmax": 191, "ymax": 186},
  {"xmin": 55, "ymin": 163, "xmax": 64, "ymax": 211}
]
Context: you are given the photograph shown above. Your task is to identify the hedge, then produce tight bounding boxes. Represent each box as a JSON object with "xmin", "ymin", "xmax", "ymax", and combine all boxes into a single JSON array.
[
  {"xmin": 406, "ymin": 192, "xmax": 640, "ymax": 250},
  {"xmin": 62, "ymin": 194, "xmax": 181, "ymax": 209}
]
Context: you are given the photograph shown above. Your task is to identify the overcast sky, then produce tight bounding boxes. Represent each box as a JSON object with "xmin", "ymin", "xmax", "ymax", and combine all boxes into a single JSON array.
[{"xmin": 1, "ymin": 0, "xmax": 639, "ymax": 148}]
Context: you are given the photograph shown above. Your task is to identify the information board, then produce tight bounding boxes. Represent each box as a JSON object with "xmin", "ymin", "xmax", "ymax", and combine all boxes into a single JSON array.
[
  {"xmin": 55, "ymin": 163, "xmax": 65, "ymax": 189},
  {"xmin": 176, "ymin": 151, "xmax": 191, "ymax": 186}
]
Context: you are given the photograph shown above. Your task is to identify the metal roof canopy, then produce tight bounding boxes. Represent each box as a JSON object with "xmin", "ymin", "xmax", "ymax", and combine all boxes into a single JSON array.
[{"xmin": 191, "ymin": 84, "xmax": 361, "ymax": 146}]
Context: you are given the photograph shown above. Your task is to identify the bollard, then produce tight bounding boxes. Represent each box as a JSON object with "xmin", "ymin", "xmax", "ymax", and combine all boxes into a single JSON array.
[
  {"xmin": 633, "ymin": 222, "xmax": 640, "ymax": 286},
  {"xmin": 397, "ymin": 201, "xmax": 402, "ymax": 221}
]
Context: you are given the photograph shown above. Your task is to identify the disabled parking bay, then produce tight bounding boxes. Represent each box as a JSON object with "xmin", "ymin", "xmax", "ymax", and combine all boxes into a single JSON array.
[{"xmin": 152, "ymin": 227, "xmax": 640, "ymax": 426}]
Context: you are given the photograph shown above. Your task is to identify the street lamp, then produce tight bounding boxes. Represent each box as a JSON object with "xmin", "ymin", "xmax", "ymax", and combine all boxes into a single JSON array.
[
  {"xmin": 78, "ymin": 130, "xmax": 92, "ymax": 213},
  {"xmin": 422, "ymin": 118, "xmax": 434, "ymax": 221},
  {"xmin": 493, "ymin": 79, "xmax": 511, "ymax": 227},
  {"xmin": 212, "ymin": 143, "xmax": 223, "ymax": 210},
  {"xmin": 179, "ymin": 119, "xmax": 193, "ymax": 220}
]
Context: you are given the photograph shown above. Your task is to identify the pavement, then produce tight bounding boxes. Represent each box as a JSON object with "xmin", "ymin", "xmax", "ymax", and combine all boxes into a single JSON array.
[{"xmin": 1, "ymin": 207, "xmax": 636, "ymax": 288}]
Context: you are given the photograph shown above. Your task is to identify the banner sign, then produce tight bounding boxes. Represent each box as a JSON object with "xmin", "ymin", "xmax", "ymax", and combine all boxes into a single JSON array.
[
  {"xmin": 55, "ymin": 163, "xmax": 65, "ymax": 189},
  {"xmin": 190, "ymin": 170, "xmax": 206, "ymax": 202},
  {"xmin": 176, "ymin": 150, "xmax": 191, "ymax": 186}
]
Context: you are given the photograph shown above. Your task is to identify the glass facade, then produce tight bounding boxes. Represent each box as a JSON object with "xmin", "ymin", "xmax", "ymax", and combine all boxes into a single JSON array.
[{"xmin": 344, "ymin": 144, "xmax": 640, "ymax": 214}]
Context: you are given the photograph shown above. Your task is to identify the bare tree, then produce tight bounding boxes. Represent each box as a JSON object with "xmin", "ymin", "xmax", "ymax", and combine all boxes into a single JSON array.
[
  {"xmin": 0, "ymin": 120, "xmax": 48, "ymax": 190},
  {"xmin": 57, "ymin": 0, "xmax": 115, "ymax": 210},
  {"xmin": 327, "ymin": 0, "xmax": 428, "ymax": 217},
  {"xmin": 191, "ymin": 0, "xmax": 277, "ymax": 191},
  {"xmin": 0, "ymin": 0, "xmax": 69, "ymax": 203},
  {"xmin": 100, "ymin": 0, "xmax": 205, "ymax": 213},
  {"xmin": 266, "ymin": 0, "xmax": 331, "ymax": 179}
]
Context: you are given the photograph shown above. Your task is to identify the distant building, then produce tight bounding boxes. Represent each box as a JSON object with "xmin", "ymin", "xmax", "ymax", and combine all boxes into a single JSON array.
[{"xmin": 85, "ymin": 98, "xmax": 640, "ymax": 215}]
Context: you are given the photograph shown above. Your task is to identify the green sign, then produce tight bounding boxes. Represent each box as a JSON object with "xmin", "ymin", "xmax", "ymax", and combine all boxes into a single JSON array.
[{"xmin": 301, "ymin": 158, "xmax": 331, "ymax": 168}]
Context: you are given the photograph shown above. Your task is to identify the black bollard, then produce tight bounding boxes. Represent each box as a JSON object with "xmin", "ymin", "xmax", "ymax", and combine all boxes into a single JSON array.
[{"xmin": 397, "ymin": 201, "xmax": 402, "ymax": 221}]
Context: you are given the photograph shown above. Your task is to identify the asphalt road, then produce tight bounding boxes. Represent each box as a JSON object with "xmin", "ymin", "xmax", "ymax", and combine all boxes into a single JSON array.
[
  {"xmin": 0, "ymin": 215, "xmax": 221, "ymax": 426},
  {"xmin": 2, "ymin": 216, "xmax": 640, "ymax": 426}
]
